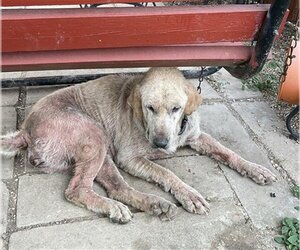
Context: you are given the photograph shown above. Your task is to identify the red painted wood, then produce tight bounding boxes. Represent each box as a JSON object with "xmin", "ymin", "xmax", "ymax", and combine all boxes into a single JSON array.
[
  {"xmin": 2, "ymin": 5, "xmax": 269, "ymax": 53},
  {"xmin": 2, "ymin": 44, "xmax": 255, "ymax": 72},
  {"xmin": 1, "ymin": 0, "xmax": 185, "ymax": 6}
]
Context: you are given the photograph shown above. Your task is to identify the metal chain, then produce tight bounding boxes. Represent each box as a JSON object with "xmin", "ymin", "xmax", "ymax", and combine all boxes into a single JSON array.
[
  {"xmin": 279, "ymin": 21, "xmax": 299, "ymax": 84},
  {"xmin": 197, "ymin": 66, "xmax": 205, "ymax": 94}
]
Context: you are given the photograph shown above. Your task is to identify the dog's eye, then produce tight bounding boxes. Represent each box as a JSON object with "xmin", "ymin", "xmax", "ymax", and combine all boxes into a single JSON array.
[
  {"xmin": 147, "ymin": 105, "xmax": 155, "ymax": 112},
  {"xmin": 172, "ymin": 107, "xmax": 180, "ymax": 113}
]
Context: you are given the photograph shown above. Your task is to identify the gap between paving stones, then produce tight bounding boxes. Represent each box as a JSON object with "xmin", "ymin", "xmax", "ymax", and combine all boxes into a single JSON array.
[
  {"xmin": 10, "ymin": 215, "xmax": 100, "ymax": 234},
  {"xmin": 206, "ymin": 76, "xmax": 297, "ymax": 187}
]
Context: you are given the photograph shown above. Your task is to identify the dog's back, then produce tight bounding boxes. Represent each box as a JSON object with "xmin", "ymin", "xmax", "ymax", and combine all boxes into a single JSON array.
[{"xmin": 0, "ymin": 74, "xmax": 140, "ymax": 163}]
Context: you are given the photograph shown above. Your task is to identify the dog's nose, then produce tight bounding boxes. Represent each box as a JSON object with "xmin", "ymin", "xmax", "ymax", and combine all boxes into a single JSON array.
[{"xmin": 153, "ymin": 137, "xmax": 169, "ymax": 149}]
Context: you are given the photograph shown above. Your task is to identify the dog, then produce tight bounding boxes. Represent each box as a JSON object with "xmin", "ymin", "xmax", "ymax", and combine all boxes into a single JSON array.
[{"xmin": 1, "ymin": 68, "xmax": 276, "ymax": 223}]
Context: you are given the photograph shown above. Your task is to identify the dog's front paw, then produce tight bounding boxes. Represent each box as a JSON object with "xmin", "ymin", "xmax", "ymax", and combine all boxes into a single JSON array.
[
  {"xmin": 150, "ymin": 198, "xmax": 177, "ymax": 221},
  {"xmin": 246, "ymin": 163, "xmax": 277, "ymax": 185},
  {"xmin": 174, "ymin": 186, "xmax": 209, "ymax": 215},
  {"xmin": 108, "ymin": 201, "xmax": 133, "ymax": 224}
]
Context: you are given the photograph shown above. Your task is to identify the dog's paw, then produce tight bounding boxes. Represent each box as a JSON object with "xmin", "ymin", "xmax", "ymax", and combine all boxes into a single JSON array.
[
  {"xmin": 247, "ymin": 163, "xmax": 277, "ymax": 185},
  {"xmin": 150, "ymin": 198, "xmax": 177, "ymax": 221},
  {"xmin": 108, "ymin": 201, "xmax": 133, "ymax": 224},
  {"xmin": 174, "ymin": 186, "xmax": 209, "ymax": 215}
]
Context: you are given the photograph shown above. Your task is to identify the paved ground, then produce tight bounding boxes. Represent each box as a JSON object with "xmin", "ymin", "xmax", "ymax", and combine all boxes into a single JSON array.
[{"xmin": 1, "ymin": 68, "xmax": 299, "ymax": 249}]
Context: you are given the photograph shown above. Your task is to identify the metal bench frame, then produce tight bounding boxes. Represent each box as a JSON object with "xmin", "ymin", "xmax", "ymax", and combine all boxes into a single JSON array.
[{"xmin": 1, "ymin": 0, "xmax": 290, "ymax": 87}]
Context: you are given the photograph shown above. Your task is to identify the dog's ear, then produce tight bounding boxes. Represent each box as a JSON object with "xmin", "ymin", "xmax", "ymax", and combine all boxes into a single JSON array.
[
  {"xmin": 127, "ymin": 85, "xmax": 144, "ymax": 124},
  {"xmin": 184, "ymin": 83, "xmax": 202, "ymax": 115}
]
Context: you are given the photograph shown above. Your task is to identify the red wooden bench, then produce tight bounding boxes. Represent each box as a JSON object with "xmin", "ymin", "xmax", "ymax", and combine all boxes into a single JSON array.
[{"xmin": 1, "ymin": 0, "xmax": 290, "ymax": 81}]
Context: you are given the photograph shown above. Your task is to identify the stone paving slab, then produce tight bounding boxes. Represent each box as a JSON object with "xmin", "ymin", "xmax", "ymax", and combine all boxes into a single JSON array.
[
  {"xmin": 155, "ymin": 156, "xmax": 233, "ymax": 201},
  {"xmin": 1, "ymin": 106, "xmax": 16, "ymax": 179},
  {"xmin": 1, "ymin": 157, "xmax": 14, "ymax": 181},
  {"xmin": 1, "ymin": 89, "xmax": 19, "ymax": 107},
  {"xmin": 17, "ymin": 173, "xmax": 105, "ymax": 227},
  {"xmin": 1, "ymin": 107, "xmax": 16, "ymax": 134},
  {"xmin": 1, "ymin": 67, "xmax": 203, "ymax": 80},
  {"xmin": 1, "ymin": 182, "xmax": 9, "ymax": 235},
  {"xmin": 1, "ymin": 103, "xmax": 16, "ymax": 246},
  {"xmin": 232, "ymin": 101, "xmax": 300, "ymax": 184},
  {"xmin": 2, "ymin": 68, "xmax": 148, "ymax": 80},
  {"xmin": 10, "ymin": 202, "xmax": 269, "ymax": 250},
  {"xmin": 189, "ymin": 79, "xmax": 221, "ymax": 99},
  {"xmin": 198, "ymin": 103, "xmax": 298, "ymax": 229},
  {"xmin": 209, "ymin": 69, "xmax": 262, "ymax": 99}
]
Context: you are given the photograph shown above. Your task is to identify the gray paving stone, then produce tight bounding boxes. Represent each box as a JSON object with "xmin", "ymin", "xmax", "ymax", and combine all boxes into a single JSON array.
[
  {"xmin": 2, "ymin": 67, "xmax": 204, "ymax": 80},
  {"xmin": 232, "ymin": 101, "xmax": 300, "ymax": 184},
  {"xmin": 17, "ymin": 173, "xmax": 106, "ymax": 227},
  {"xmin": 1, "ymin": 106, "xmax": 16, "ymax": 134},
  {"xmin": 1, "ymin": 106, "xmax": 16, "ymax": 179},
  {"xmin": 0, "ymin": 182, "xmax": 9, "ymax": 235},
  {"xmin": 198, "ymin": 103, "xmax": 298, "ymax": 229},
  {"xmin": 1, "ymin": 69, "xmax": 140, "ymax": 80},
  {"xmin": 189, "ymin": 79, "xmax": 221, "ymax": 99},
  {"xmin": 210, "ymin": 68, "xmax": 262, "ymax": 99},
  {"xmin": 1, "ymin": 88, "xmax": 19, "ymax": 107},
  {"xmin": 10, "ymin": 201, "xmax": 268, "ymax": 250},
  {"xmin": 116, "ymin": 154, "xmax": 234, "ymax": 206},
  {"xmin": 155, "ymin": 156, "xmax": 234, "ymax": 201},
  {"xmin": 0, "ymin": 72, "xmax": 26, "ymax": 80},
  {"xmin": 1, "ymin": 157, "xmax": 14, "ymax": 180},
  {"xmin": 0, "ymin": 238, "xmax": 3, "ymax": 250}
]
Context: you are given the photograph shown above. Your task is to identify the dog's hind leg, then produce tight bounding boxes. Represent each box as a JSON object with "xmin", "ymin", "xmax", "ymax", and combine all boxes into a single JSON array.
[
  {"xmin": 60, "ymin": 119, "xmax": 132, "ymax": 224},
  {"xmin": 95, "ymin": 156, "xmax": 177, "ymax": 221},
  {"xmin": 65, "ymin": 149, "xmax": 133, "ymax": 224}
]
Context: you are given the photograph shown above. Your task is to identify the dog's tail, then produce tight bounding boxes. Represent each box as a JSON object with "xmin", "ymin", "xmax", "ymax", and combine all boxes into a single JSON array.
[{"xmin": 0, "ymin": 131, "xmax": 28, "ymax": 157}]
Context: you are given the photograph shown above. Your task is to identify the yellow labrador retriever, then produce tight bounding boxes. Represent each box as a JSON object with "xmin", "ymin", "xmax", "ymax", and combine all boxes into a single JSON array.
[{"xmin": 1, "ymin": 68, "xmax": 276, "ymax": 223}]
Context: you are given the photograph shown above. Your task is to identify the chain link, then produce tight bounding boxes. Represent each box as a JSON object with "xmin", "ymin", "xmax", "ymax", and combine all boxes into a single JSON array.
[
  {"xmin": 279, "ymin": 21, "xmax": 299, "ymax": 84},
  {"xmin": 197, "ymin": 66, "xmax": 205, "ymax": 94}
]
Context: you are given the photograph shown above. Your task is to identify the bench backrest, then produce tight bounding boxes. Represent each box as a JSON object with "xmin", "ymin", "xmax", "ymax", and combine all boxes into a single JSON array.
[{"xmin": 1, "ymin": 1, "xmax": 287, "ymax": 72}]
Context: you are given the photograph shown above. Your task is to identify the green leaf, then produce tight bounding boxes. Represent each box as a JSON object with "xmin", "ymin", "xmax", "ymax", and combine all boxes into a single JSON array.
[
  {"xmin": 284, "ymin": 218, "xmax": 294, "ymax": 227},
  {"xmin": 282, "ymin": 226, "xmax": 290, "ymax": 235},
  {"xmin": 295, "ymin": 206, "xmax": 300, "ymax": 211},
  {"xmin": 287, "ymin": 235, "xmax": 298, "ymax": 246},
  {"xmin": 288, "ymin": 226, "xmax": 297, "ymax": 236},
  {"xmin": 291, "ymin": 185, "xmax": 300, "ymax": 198},
  {"xmin": 274, "ymin": 236, "xmax": 285, "ymax": 244}
]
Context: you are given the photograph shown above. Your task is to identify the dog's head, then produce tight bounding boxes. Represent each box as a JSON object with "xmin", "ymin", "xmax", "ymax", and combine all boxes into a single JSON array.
[{"xmin": 128, "ymin": 67, "xmax": 202, "ymax": 153}]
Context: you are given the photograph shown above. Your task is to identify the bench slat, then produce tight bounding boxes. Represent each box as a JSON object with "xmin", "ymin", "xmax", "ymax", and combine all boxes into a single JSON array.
[
  {"xmin": 2, "ymin": 5, "xmax": 269, "ymax": 53},
  {"xmin": 2, "ymin": 0, "xmax": 186, "ymax": 6},
  {"xmin": 2, "ymin": 44, "xmax": 255, "ymax": 72}
]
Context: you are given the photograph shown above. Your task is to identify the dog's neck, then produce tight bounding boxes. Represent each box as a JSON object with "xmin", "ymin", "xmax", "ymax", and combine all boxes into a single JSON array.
[{"xmin": 178, "ymin": 115, "xmax": 188, "ymax": 135}]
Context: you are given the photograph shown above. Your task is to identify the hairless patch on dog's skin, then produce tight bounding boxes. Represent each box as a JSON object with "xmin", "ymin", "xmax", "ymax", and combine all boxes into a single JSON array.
[{"xmin": 1, "ymin": 68, "xmax": 276, "ymax": 223}]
